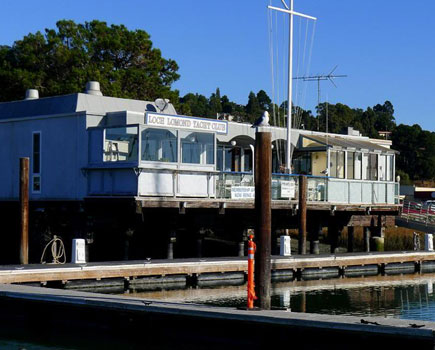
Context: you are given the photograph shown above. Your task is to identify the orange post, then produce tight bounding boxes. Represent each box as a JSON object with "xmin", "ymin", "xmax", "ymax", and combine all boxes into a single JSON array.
[{"xmin": 247, "ymin": 235, "xmax": 257, "ymax": 309}]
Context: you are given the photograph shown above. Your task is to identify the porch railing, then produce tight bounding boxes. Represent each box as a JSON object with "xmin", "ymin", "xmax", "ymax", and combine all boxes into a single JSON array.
[{"xmin": 216, "ymin": 171, "xmax": 399, "ymax": 205}]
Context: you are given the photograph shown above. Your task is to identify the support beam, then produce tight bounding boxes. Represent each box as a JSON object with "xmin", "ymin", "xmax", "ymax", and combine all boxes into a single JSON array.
[
  {"xmin": 328, "ymin": 220, "xmax": 339, "ymax": 254},
  {"xmin": 310, "ymin": 221, "xmax": 321, "ymax": 255},
  {"xmin": 254, "ymin": 131, "xmax": 272, "ymax": 310},
  {"xmin": 347, "ymin": 227, "xmax": 354, "ymax": 253},
  {"xmin": 363, "ymin": 227, "xmax": 371, "ymax": 252}
]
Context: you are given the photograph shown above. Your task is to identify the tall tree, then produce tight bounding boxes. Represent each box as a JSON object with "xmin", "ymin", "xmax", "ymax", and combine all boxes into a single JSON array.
[
  {"xmin": 0, "ymin": 20, "xmax": 180, "ymax": 103},
  {"xmin": 256, "ymin": 90, "xmax": 272, "ymax": 111},
  {"xmin": 245, "ymin": 91, "xmax": 261, "ymax": 123}
]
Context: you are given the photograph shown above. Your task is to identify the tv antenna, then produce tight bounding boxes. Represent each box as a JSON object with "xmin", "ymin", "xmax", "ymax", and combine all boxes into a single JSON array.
[{"xmin": 293, "ymin": 65, "xmax": 347, "ymax": 130}]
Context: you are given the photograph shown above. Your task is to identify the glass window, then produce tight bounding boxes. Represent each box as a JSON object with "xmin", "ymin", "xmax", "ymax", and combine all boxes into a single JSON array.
[
  {"xmin": 337, "ymin": 151, "xmax": 345, "ymax": 179},
  {"xmin": 224, "ymin": 148, "xmax": 232, "ymax": 171},
  {"xmin": 347, "ymin": 152, "xmax": 354, "ymax": 179},
  {"xmin": 181, "ymin": 131, "xmax": 214, "ymax": 165},
  {"xmin": 141, "ymin": 128, "xmax": 177, "ymax": 162},
  {"xmin": 104, "ymin": 127, "xmax": 138, "ymax": 162},
  {"xmin": 294, "ymin": 153, "xmax": 311, "ymax": 175},
  {"xmin": 369, "ymin": 154, "xmax": 378, "ymax": 180},
  {"xmin": 244, "ymin": 148, "xmax": 253, "ymax": 172},
  {"xmin": 387, "ymin": 155, "xmax": 394, "ymax": 181},
  {"xmin": 354, "ymin": 153, "xmax": 362, "ymax": 180},
  {"xmin": 379, "ymin": 155, "xmax": 386, "ymax": 181},
  {"xmin": 362, "ymin": 153, "xmax": 369, "ymax": 180},
  {"xmin": 330, "ymin": 151, "xmax": 344, "ymax": 178},
  {"xmin": 330, "ymin": 151, "xmax": 337, "ymax": 178},
  {"xmin": 217, "ymin": 146, "xmax": 224, "ymax": 171}
]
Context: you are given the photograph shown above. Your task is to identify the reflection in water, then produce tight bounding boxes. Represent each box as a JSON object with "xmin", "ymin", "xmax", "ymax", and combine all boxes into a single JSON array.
[{"xmin": 125, "ymin": 273, "xmax": 435, "ymax": 322}]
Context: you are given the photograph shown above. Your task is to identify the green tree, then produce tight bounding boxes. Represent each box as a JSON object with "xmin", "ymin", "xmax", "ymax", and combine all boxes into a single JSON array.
[
  {"xmin": 0, "ymin": 20, "xmax": 180, "ymax": 102},
  {"xmin": 245, "ymin": 91, "xmax": 261, "ymax": 123},
  {"xmin": 256, "ymin": 90, "xmax": 272, "ymax": 111},
  {"xmin": 208, "ymin": 88, "xmax": 222, "ymax": 116}
]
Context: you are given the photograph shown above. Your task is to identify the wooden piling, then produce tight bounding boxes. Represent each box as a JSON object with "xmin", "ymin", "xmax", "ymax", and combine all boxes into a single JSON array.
[
  {"xmin": 254, "ymin": 131, "xmax": 272, "ymax": 310},
  {"xmin": 328, "ymin": 220, "xmax": 338, "ymax": 254},
  {"xmin": 19, "ymin": 157, "xmax": 29, "ymax": 265},
  {"xmin": 347, "ymin": 226, "xmax": 354, "ymax": 253},
  {"xmin": 298, "ymin": 175, "xmax": 307, "ymax": 254},
  {"xmin": 363, "ymin": 227, "xmax": 370, "ymax": 252}
]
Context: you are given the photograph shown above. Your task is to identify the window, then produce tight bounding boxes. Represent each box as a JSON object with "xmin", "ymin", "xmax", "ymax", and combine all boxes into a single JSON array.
[
  {"xmin": 329, "ymin": 151, "xmax": 344, "ymax": 179},
  {"xmin": 180, "ymin": 131, "xmax": 214, "ymax": 165},
  {"xmin": 217, "ymin": 146, "xmax": 224, "ymax": 171},
  {"xmin": 379, "ymin": 155, "xmax": 386, "ymax": 181},
  {"xmin": 387, "ymin": 155, "xmax": 394, "ymax": 181},
  {"xmin": 243, "ymin": 148, "xmax": 253, "ymax": 172},
  {"xmin": 362, "ymin": 153, "xmax": 369, "ymax": 180},
  {"xmin": 294, "ymin": 153, "xmax": 312, "ymax": 175},
  {"xmin": 354, "ymin": 153, "xmax": 362, "ymax": 180},
  {"xmin": 347, "ymin": 152, "xmax": 354, "ymax": 179},
  {"xmin": 32, "ymin": 132, "xmax": 41, "ymax": 192},
  {"xmin": 104, "ymin": 127, "xmax": 138, "ymax": 162},
  {"xmin": 224, "ymin": 147, "xmax": 232, "ymax": 171},
  {"xmin": 369, "ymin": 154, "xmax": 378, "ymax": 180},
  {"xmin": 141, "ymin": 128, "xmax": 177, "ymax": 162}
]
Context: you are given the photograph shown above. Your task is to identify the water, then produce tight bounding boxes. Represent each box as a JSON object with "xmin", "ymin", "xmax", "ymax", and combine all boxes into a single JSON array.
[{"xmin": 125, "ymin": 273, "xmax": 435, "ymax": 322}]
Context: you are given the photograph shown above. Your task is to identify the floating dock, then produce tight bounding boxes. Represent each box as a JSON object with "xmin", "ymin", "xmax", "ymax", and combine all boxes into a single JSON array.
[{"xmin": 2, "ymin": 251, "xmax": 435, "ymax": 287}]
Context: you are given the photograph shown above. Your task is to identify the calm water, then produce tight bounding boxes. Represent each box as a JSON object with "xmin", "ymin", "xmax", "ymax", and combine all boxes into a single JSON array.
[{"xmin": 125, "ymin": 273, "xmax": 435, "ymax": 322}]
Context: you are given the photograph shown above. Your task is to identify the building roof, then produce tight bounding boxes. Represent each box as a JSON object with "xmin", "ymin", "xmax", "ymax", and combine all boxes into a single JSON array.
[
  {"xmin": 302, "ymin": 134, "xmax": 398, "ymax": 154},
  {"xmin": 0, "ymin": 93, "xmax": 176, "ymax": 120}
]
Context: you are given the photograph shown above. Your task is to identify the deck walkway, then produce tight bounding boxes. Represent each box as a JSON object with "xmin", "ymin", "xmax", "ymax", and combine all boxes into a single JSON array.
[{"xmin": 2, "ymin": 251, "xmax": 435, "ymax": 285}]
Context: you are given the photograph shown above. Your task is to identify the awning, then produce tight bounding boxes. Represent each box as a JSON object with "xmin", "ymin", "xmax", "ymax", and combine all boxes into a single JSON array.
[{"xmin": 301, "ymin": 134, "xmax": 398, "ymax": 154}]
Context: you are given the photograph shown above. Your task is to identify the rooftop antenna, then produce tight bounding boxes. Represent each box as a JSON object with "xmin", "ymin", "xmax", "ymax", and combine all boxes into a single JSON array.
[
  {"xmin": 293, "ymin": 65, "xmax": 347, "ymax": 131},
  {"xmin": 268, "ymin": 0, "xmax": 317, "ymax": 172}
]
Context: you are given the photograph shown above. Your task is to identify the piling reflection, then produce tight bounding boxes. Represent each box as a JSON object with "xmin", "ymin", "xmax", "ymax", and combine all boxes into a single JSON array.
[{"xmin": 123, "ymin": 273, "xmax": 435, "ymax": 321}]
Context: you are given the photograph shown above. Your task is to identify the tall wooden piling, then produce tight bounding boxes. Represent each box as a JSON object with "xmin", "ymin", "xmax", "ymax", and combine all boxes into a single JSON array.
[
  {"xmin": 19, "ymin": 157, "xmax": 29, "ymax": 265},
  {"xmin": 254, "ymin": 131, "xmax": 272, "ymax": 310},
  {"xmin": 298, "ymin": 175, "xmax": 307, "ymax": 254}
]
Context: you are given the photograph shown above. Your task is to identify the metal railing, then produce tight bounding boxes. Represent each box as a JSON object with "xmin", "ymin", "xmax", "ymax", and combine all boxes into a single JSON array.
[
  {"xmin": 401, "ymin": 200, "xmax": 435, "ymax": 226},
  {"xmin": 216, "ymin": 172, "xmax": 327, "ymax": 202}
]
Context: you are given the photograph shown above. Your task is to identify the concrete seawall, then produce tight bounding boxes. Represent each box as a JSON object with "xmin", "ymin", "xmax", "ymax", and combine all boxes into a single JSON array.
[{"xmin": 0, "ymin": 284, "xmax": 433, "ymax": 349}]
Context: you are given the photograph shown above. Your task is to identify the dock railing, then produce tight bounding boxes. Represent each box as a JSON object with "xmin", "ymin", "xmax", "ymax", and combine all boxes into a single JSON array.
[
  {"xmin": 216, "ymin": 171, "xmax": 399, "ymax": 205},
  {"xmin": 401, "ymin": 200, "xmax": 435, "ymax": 226}
]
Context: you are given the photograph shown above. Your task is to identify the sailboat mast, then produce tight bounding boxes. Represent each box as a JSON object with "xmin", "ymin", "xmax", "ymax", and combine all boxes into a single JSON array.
[
  {"xmin": 286, "ymin": 0, "xmax": 294, "ymax": 172},
  {"xmin": 268, "ymin": 1, "xmax": 316, "ymax": 172}
]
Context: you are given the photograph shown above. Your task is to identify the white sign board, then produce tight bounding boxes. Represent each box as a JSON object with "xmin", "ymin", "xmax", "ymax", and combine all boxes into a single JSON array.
[
  {"xmin": 231, "ymin": 186, "xmax": 255, "ymax": 199},
  {"xmin": 146, "ymin": 113, "xmax": 228, "ymax": 134},
  {"xmin": 280, "ymin": 181, "xmax": 295, "ymax": 199}
]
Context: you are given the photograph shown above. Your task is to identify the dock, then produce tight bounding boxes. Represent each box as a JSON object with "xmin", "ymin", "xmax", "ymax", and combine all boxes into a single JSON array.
[
  {"xmin": 0, "ymin": 283, "xmax": 433, "ymax": 349},
  {"xmin": 3, "ymin": 251, "xmax": 435, "ymax": 286}
]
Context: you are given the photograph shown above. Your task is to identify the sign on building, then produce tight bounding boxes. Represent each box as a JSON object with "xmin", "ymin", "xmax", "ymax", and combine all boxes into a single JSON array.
[
  {"xmin": 146, "ymin": 113, "xmax": 228, "ymax": 135},
  {"xmin": 280, "ymin": 181, "xmax": 296, "ymax": 199},
  {"xmin": 231, "ymin": 186, "xmax": 255, "ymax": 199}
]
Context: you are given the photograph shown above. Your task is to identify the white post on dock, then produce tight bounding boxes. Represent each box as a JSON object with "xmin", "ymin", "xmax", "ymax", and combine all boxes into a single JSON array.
[{"xmin": 268, "ymin": 1, "xmax": 317, "ymax": 171}]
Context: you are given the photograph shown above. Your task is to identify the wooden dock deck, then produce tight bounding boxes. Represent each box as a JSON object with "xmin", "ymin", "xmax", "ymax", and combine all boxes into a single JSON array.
[{"xmin": 2, "ymin": 251, "xmax": 435, "ymax": 285}]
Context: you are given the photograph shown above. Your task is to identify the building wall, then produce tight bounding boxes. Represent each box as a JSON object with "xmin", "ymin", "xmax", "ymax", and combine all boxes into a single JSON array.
[
  {"xmin": 311, "ymin": 152, "xmax": 327, "ymax": 176},
  {"xmin": 0, "ymin": 113, "xmax": 88, "ymax": 200}
]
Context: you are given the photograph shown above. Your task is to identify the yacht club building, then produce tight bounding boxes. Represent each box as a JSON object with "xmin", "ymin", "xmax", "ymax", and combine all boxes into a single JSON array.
[{"xmin": 0, "ymin": 82, "xmax": 400, "ymax": 262}]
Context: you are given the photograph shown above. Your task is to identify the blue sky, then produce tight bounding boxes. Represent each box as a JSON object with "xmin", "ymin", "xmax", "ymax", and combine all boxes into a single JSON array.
[{"xmin": 1, "ymin": 0, "xmax": 434, "ymax": 131}]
